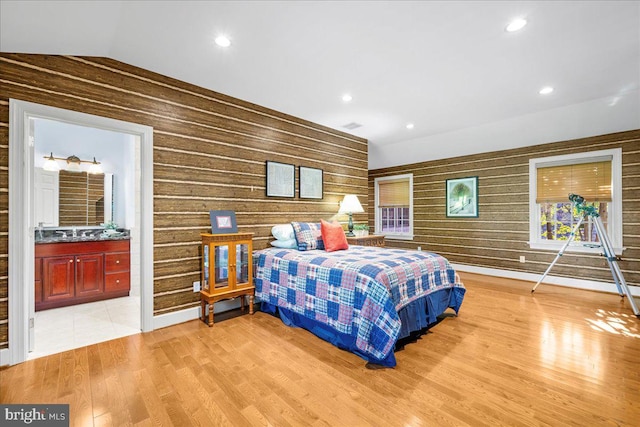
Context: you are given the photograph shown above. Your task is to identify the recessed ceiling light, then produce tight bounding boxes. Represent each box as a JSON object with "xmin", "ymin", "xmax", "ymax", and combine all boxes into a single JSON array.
[
  {"xmin": 539, "ymin": 86, "xmax": 554, "ymax": 95},
  {"xmin": 342, "ymin": 94, "xmax": 353, "ymax": 102},
  {"xmin": 506, "ymin": 18, "xmax": 527, "ymax": 32},
  {"xmin": 406, "ymin": 123, "xmax": 414, "ymax": 129},
  {"xmin": 215, "ymin": 35, "xmax": 231, "ymax": 47}
]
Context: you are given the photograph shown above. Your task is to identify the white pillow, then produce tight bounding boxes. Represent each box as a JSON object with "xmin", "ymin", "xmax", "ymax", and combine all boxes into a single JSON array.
[
  {"xmin": 271, "ymin": 224, "xmax": 295, "ymax": 241},
  {"xmin": 270, "ymin": 239, "xmax": 297, "ymax": 249}
]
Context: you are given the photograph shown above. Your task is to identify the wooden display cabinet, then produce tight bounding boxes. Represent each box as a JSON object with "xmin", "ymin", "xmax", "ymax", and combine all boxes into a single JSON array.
[{"xmin": 200, "ymin": 232, "xmax": 255, "ymax": 326}]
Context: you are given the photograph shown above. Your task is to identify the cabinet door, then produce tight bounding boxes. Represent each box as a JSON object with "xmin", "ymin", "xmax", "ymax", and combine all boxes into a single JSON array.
[
  {"xmin": 211, "ymin": 243, "xmax": 232, "ymax": 293},
  {"xmin": 42, "ymin": 256, "xmax": 75, "ymax": 303},
  {"xmin": 235, "ymin": 242, "xmax": 251, "ymax": 288},
  {"xmin": 75, "ymin": 254, "xmax": 104, "ymax": 297}
]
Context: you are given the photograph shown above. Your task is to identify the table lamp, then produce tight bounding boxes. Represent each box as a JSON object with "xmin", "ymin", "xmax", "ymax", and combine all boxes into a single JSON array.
[{"xmin": 338, "ymin": 194, "xmax": 364, "ymax": 237}]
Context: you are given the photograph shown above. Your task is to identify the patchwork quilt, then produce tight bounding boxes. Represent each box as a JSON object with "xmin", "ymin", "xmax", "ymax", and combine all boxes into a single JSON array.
[{"xmin": 254, "ymin": 246, "xmax": 465, "ymax": 363}]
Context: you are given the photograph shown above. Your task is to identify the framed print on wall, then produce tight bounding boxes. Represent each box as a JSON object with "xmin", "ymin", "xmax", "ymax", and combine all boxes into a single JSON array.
[
  {"xmin": 210, "ymin": 210, "xmax": 238, "ymax": 233},
  {"xmin": 299, "ymin": 166, "xmax": 323, "ymax": 199},
  {"xmin": 446, "ymin": 176, "xmax": 479, "ymax": 218},
  {"xmin": 266, "ymin": 161, "xmax": 295, "ymax": 197}
]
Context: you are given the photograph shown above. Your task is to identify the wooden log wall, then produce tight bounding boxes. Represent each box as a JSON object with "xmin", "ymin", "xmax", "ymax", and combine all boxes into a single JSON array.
[
  {"xmin": 0, "ymin": 54, "xmax": 368, "ymax": 349},
  {"xmin": 369, "ymin": 130, "xmax": 640, "ymax": 287}
]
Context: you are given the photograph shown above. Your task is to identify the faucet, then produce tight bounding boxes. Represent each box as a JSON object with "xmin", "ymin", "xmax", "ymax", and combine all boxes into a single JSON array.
[
  {"xmin": 37, "ymin": 222, "xmax": 44, "ymax": 240},
  {"xmin": 56, "ymin": 231, "xmax": 67, "ymax": 239},
  {"xmin": 72, "ymin": 227, "xmax": 77, "ymax": 238}
]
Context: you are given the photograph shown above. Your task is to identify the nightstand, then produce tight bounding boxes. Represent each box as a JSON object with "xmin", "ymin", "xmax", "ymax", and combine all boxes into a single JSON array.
[{"xmin": 346, "ymin": 234, "xmax": 385, "ymax": 247}]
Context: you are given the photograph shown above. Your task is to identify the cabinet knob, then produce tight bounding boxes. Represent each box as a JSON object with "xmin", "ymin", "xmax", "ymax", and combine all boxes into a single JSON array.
[
  {"xmin": 116, "ymin": 260, "xmax": 120, "ymax": 264},
  {"xmin": 116, "ymin": 280, "xmax": 120, "ymax": 284},
  {"xmin": 69, "ymin": 259, "xmax": 73, "ymax": 263}
]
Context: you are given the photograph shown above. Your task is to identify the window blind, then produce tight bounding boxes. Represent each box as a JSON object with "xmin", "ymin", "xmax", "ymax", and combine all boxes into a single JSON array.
[
  {"xmin": 378, "ymin": 179, "xmax": 410, "ymax": 207},
  {"xmin": 536, "ymin": 160, "xmax": 612, "ymax": 203}
]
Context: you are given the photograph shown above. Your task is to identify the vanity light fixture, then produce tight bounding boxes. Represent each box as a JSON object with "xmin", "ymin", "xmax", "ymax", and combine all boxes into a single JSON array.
[
  {"xmin": 42, "ymin": 153, "xmax": 103, "ymax": 174},
  {"xmin": 406, "ymin": 123, "xmax": 415, "ymax": 129},
  {"xmin": 539, "ymin": 86, "xmax": 554, "ymax": 95},
  {"xmin": 65, "ymin": 154, "xmax": 82, "ymax": 172},
  {"xmin": 88, "ymin": 157, "xmax": 104, "ymax": 174},
  {"xmin": 342, "ymin": 94, "xmax": 353, "ymax": 103},
  {"xmin": 43, "ymin": 152, "xmax": 61, "ymax": 172}
]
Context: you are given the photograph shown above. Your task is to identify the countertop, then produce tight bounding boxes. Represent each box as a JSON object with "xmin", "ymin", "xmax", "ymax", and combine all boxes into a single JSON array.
[{"xmin": 35, "ymin": 234, "xmax": 130, "ymax": 244}]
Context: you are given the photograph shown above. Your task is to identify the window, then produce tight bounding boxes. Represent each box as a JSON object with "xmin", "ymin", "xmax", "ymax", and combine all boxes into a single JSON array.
[
  {"xmin": 529, "ymin": 148, "xmax": 622, "ymax": 254},
  {"xmin": 375, "ymin": 174, "xmax": 413, "ymax": 240}
]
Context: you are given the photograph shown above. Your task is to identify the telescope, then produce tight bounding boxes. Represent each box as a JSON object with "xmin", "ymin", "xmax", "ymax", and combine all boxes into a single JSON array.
[
  {"xmin": 531, "ymin": 194, "xmax": 639, "ymax": 317},
  {"xmin": 568, "ymin": 193, "xmax": 584, "ymax": 204},
  {"xmin": 568, "ymin": 193, "xmax": 598, "ymax": 217}
]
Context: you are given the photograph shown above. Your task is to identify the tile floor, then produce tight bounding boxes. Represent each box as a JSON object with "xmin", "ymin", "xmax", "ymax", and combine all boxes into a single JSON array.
[{"xmin": 28, "ymin": 295, "xmax": 140, "ymax": 360}]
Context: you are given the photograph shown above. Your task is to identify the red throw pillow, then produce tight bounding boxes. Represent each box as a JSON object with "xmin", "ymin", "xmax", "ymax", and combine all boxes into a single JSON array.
[{"xmin": 320, "ymin": 219, "xmax": 349, "ymax": 252}]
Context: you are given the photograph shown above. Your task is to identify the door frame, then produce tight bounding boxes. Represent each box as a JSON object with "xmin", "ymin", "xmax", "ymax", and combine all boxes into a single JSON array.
[{"xmin": 8, "ymin": 99, "xmax": 154, "ymax": 365}]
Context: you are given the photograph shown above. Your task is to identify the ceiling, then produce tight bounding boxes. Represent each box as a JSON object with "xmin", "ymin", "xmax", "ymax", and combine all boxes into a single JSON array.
[{"xmin": 1, "ymin": 1, "xmax": 639, "ymax": 152}]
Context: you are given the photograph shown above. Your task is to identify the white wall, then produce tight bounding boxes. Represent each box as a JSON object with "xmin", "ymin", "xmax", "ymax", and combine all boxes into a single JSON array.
[
  {"xmin": 369, "ymin": 90, "xmax": 640, "ymax": 169},
  {"xmin": 33, "ymin": 118, "xmax": 135, "ymax": 228}
]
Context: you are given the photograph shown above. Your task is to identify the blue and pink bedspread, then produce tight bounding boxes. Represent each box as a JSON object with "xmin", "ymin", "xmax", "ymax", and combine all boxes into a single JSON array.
[{"xmin": 254, "ymin": 246, "xmax": 465, "ymax": 366}]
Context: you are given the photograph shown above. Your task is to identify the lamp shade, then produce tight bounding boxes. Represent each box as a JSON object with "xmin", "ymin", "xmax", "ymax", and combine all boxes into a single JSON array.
[
  {"xmin": 338, "ymin": 195, "xmax": 364, "ymax": 214},
  {"xmin": 88, "ymin": 157, "xmax": 103, "ymax": 174},
  {"xmin": 42, "ymin": 152, "xmax": 60, "ymax": 171},
  {"xmin": 65, "ymin": 155, "xmax": 82, "ymax": 172}
]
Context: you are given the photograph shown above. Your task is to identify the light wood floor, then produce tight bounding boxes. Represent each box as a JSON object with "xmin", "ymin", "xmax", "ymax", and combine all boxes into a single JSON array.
[{"xmin": 2, "ymin": 272, "xmax": 639, "ymax": 426}]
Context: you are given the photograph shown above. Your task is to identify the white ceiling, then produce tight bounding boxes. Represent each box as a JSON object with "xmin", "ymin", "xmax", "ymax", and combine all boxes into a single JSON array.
[{"xmin": 1, "ymin": 1, "xmax": 639, "ymax": 154}]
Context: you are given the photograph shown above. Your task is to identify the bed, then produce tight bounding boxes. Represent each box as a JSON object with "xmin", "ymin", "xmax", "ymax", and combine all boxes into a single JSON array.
[{"xmin": 253, "ymin": 245, "xmax": 466, "ymax": 367}]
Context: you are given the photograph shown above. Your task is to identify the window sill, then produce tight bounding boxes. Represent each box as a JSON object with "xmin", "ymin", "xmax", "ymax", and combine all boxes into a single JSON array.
[
  {"xmin": 380, "ymin": 233, "xmax": 414, "ymax": 241},
  {"xmin": 529, "ymin": 242, "xmax": 624, "ymax": 256}
]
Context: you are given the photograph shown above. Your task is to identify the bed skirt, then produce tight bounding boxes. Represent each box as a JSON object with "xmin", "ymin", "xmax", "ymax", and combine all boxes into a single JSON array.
[{"xmin": 260, "ymin": 286, "xmax": 462, "ymax": 367}]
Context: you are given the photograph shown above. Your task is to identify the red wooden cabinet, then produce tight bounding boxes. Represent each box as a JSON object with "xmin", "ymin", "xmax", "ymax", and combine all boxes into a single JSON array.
[
  {"xmin": 42, "ymin": 255, "xmax": 76, "ymax": 303},
  {"xmin": 35, "ymin": 239, "xmax": 130, "ymax": 311},
  {"xmin": 105, "ymin": 251, "xmax": 130, "ymax": 292},
  {"xmin": 75, "ymin": 253, "xmax": 105, "ymax": 297}
]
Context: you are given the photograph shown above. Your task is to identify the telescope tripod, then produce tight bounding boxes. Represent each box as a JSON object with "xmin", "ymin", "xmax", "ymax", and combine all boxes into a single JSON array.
[{"xmin": 531, "ymin": 211, "xmax": 639, "ymax": 318}]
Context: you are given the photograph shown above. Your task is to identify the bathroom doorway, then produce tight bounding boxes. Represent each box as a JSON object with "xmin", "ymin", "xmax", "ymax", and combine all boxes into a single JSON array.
[
  {"xmin": 30, "ymin": 118, "xmax": 139, "ymax": 359},
  {"xmin": 8, "ymin": 99, "xmax": 154, "ymax": 365}
]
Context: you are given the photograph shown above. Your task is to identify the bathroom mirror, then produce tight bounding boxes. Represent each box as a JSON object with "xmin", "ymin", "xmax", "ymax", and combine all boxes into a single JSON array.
[
  {"xmin": 35, "ymin": 169, "xmax": 114, "ymax": 227},
  {"xmin": 58, "ymin": 171, "xmax": 109, "ymax": 226}
]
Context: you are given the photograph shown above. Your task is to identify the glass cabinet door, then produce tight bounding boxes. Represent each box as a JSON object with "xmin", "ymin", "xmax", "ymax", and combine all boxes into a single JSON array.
[
  {"xmin": 235, "ymin": 243, "xmax": 249, "ymax": 285},
  {"xmin": 213, "ymin": 244, "xmax": 230, "ymax": 289},
  {"xmin": 203, "ymin": 244, "xmax": 210, "ymax": 290}
]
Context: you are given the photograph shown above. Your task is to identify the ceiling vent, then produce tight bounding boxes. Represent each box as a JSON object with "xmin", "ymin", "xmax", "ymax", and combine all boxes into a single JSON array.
[{"xmin": 342, "ymin": 122, "xmax": 362, "ymax": 130}]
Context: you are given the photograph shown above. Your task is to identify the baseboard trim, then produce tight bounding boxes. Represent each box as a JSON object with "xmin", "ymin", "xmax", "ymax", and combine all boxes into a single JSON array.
[
  {"xmin": 451, "ymin": 263, "xmax": 640, "ymax": 297},
  {"xmin": 153, "ymin": 298, "xmax": 242, "ymax": 330},
  {"xmin": 0, "ymin": 348, "xmax": 9, "ymax": 367}
]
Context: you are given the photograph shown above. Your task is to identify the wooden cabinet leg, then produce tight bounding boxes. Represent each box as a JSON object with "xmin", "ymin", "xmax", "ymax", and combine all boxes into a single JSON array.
[
  {"xmin": 208, "ymin": 303, "xmax": 214, "ymax": 327},
  {"xmin": 240, "ymin": 295, "xmax": 245, "ymax": 312},
  {"xmin": 249, "ymin": 295, "xmax": 255, "ymax": 315},
  {"xmin": 201, "ymin": 299, "xmax": 206, "ymax": 323}
]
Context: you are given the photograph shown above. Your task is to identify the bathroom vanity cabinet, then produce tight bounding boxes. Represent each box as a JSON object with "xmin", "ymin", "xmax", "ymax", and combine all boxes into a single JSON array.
[{"xmin": 35, "ymin": 239, "xmax": 130, "ymax": 311}]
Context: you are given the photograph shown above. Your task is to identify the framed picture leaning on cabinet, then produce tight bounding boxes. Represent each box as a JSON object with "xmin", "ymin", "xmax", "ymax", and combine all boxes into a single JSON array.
[{"xmin": 210, "ymin": 210, "xmax": 238, "ymax": 233}]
